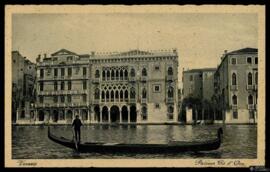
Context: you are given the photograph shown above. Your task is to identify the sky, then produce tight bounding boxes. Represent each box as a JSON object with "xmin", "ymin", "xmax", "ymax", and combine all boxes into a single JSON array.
[{"xmin": 12, "ymin": 13, "xmax": 258, "ymax": 87}]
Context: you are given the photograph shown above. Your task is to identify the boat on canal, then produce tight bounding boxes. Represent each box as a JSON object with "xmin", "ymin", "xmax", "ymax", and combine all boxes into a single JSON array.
[{"xmin": 48, "ymin": 127, "xmax": 223, "ymax": 153}]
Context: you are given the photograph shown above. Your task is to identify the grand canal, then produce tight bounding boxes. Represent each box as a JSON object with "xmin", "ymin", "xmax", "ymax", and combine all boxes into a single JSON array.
[{"xmin": 12, "ymin": 124, "xmax": 257, "ymax": 159}]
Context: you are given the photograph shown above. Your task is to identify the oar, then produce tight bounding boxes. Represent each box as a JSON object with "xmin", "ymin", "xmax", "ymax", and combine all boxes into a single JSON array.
[{"xmin": 72, "ymin": 127, "xmax": 78, "ymax": 151}]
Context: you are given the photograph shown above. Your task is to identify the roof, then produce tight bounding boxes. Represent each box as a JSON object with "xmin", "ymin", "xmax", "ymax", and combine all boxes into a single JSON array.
[
  {"xmin": 51, "ymin": 49, "xmax": 78, "ymax": 56},
  {"xmin": 227, "ymin": 47, "xmax": 258, "ymax": 55},
  {"xmin": 183, "ymin": 68, "xmax": 216, "ymax": 73}
]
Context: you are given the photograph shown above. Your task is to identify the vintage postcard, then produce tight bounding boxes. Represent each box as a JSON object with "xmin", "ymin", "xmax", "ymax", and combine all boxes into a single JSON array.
[{"xmin": 5, "ymin": 5, "xmax": 265, "ymax": 168}]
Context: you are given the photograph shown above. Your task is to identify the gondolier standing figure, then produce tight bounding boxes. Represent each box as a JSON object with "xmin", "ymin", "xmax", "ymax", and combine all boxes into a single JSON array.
[{"xmin": 72, "ymin": 115, "xmax": 83, "ymax": 143}]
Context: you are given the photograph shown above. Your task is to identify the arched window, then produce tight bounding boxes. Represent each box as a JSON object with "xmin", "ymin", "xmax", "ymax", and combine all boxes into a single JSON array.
[
  {"xmin": 232, "ymin": 73, "xmax": 237, "ymax": 85},
  {"xmin": 142, "ymin": 68, "xmax": 147, "ymax": 76},
  {"xmin": 107, "ymin": 70, "xmax": 110, "ymax": 80},
  {"xmin": 106, "ymin": 90, "xmax": 110, "ymax": 101},
  {"xmin": 95, "ymin": 70, "xmax": 100, "ymax": 78},
  {"xmin": 130, "ymin": 68, "xmax": 135, "ymax": 77},
  {"xmin": 124, "ymin": 70, "xmax": 128, "ymax": 79},
  {"xmin": 248, "ymin": 95, "xmax": 253, "ymax": 104},
  {"xmin": 95, "ymin": 88, "xmax": 99, "ymax": 100},
  {"xmin": 168, "ymin": 106, "xmax": 174, "ymax": 113},
  {"xmin": 168, "ymin": 87, "xmax": 174, "ymax": 98},
  {"xmin": 102, "ymin": 70, "xmax": 106, "ymax": 80},
  {"xmin": 248, "ymin": 72, "xmax": 253, "ymax": 85},
  {"xmin": 101, "ymin": 91, "xmax": 105, "ymax": 100},
  {"xmin": 120, "ymin": 70, "xmax": 123, "ymax": 80},
  {"xmin": 120, "ymin": 90, "xmax": 123, "ymax": 100},
  {"xmin": 111, "ymin": 70, "xmax": 115, "ymax": 80},
  {"xmin": 111, "ymin": 90, "xmax": 114, "ymax": 102},
  {"xmin": 142, "ymin": 88, "xmax": 147, "ymax": 99},
  {"xmin": 124, "ymin": 90, "xmax": 128, "ymax": 99},
  {"xmin": 232, "ymin": 95, "xmax": 237, "ymax": 105},
  {"xmin": 116, "ymin": 70, "xmax": 119, "ymax": 80},
  {"xmin": 255, "ymin": 72, "xmax": 258, "ymax": 85},
  {"xmin": 115, "ymin": 90, "xmax": 119, "ymax": 99},
  {"xmin": 168, "ymin": 67, "xmax": 173, "ymax": 75},
  {"xmin": 130, "ymin": 87, "xmax": 136, "ymax": 99}
]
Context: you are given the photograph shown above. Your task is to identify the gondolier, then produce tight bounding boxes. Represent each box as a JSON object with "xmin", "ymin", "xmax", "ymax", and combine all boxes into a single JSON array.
[{"xmin": 72, "ymin": 115, "xmax": 83, "ymax": 143}]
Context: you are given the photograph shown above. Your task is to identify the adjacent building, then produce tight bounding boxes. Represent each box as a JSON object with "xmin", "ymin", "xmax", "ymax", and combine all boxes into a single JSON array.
[
  {"xmin": 12, "ymin": 51, "xmax": 36, "ymax": 124},
  {"xmin": 213, "ymin": 48, "xmax": 258, "ymax": 123},
  {"xmin": 34, "ymin": 48, "xmax": 179, "ymax": 124},
  {"xmin": 182, "ymin": 68, "xmax": 216, "ymax": 101}
]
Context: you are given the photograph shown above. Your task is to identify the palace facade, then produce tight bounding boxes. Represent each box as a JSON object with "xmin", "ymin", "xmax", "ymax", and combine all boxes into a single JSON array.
[{"xmin": 34, "ymin": 49, "xmax": 179, "ymax": 124}]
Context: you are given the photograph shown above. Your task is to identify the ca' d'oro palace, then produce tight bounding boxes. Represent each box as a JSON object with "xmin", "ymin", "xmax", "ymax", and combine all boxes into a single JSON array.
[{"xmin": 12, "ymin": 47, "xmax": 258, "ymax": 125}]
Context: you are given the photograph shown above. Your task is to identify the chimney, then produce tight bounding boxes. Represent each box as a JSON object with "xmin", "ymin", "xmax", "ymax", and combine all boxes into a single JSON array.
[
  {"xmin": 224, "ymin": 50, "xmax": 228, "ymax": 54},
  {"xmin": 38, "ymin": 54, "xmax": 41, "ymax": 58},
  {"xmin": 91, "ymin": 51, "xmax": 95, "ymax": 56},
  {"xmin": 44, "ymin": 53, "xmax": 47, "ymax": 58}
]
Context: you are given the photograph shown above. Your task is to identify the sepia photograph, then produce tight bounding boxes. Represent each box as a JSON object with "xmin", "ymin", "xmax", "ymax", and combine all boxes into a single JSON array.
[{"xmin": 5, "ymin": 5, "xmax": 265, "ymax": 167}]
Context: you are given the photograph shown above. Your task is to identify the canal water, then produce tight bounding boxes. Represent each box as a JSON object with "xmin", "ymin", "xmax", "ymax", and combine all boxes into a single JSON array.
[{"xmin": 12, "ymin": 124, "xmax": 257, "ymax": 159}]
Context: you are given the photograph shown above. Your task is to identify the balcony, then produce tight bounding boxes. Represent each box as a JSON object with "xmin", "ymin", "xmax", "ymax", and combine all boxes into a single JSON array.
[
  {"xmin": 230, "ymin": 85, "xmax": 238, "ymax": 91},
  {"xmin": 166, "ymin": 75, "xmax": 173, "ymax": 82},
  {"xmin": 247, "ymin": 104, "xmax": 254, "ymax": 110},
  {"xmin": 92, "ymin": 99, "xmax": 100, "ymax": 104},
  {"xmin": 246, "ymin": 85, "xmax": 253, "ymax": 90},
  {"xmin": 140, "ymin": 76, "xmax": 147, "ymax": 82},
  {"xmin": 166, "ymin": 97, "xmax": 174, "ymax": 104},
  {"xmin": 129, "ymin": 98, "xmax": 136, "ymax": 104},
  {"xmin": 92, "ymin": 78, "xmax": 100, "ymax": 84},
  {"xmin": 141, "ymin": 98, "xmax": 147, "ymax": 104},
  {"xmin": 129, "ymin": 77, "xmax": 136, "ymax": 82}
]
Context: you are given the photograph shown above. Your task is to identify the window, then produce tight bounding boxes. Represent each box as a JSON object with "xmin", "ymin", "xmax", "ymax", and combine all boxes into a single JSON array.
[
  {"xmin": 95, "ymin": 70, "xmax": 100, "ymax": 78},
  {"xmin": 248, "ymin": 95, "xmax": 253, "ymax": 105},
  {"xmin": 61, "ymin": 68, "xmax": 65, "ymax": 76},
  {"xmin": 54, "ymin": 68, "xmax": 58, "ymax": 77},
  {"xmin": 249, "ymin": 111, "xmax": 255, "ymax": 119},
  {"xmin": 130, "ymin": 68, "xmax": 135, "ymax": 77},
  {"xmin": 142, "ymin": 68, "xmax": 147, "ymax": 76},
  {"xmin": 21, "ymin": 101, "xmax": 25, "ymax": 108},
  {"xmin": 153, "ymin": 85, "xmax": 161, "ymax": 93},
  {"xmin": 231, "ymin": 58, "xmax": 236, "ymax": 65},
  {"xmin": 67, "ymin": 95, "xmax": 71, "ymax": 103},
  {"xmin": 83, "ymin": 67, "xmax": 87, "ymax": 76},
  {"xmin": 47, "ymin": 69, "xmax": 51, "ymax": 76},
  {"xmin": 232, "ymin": 73, "xmax": 237, "ymax": 85},
  {"xmin": 124, "ymin": 90, "xmax": 128, "ymax": 99},
  {"xmin": 60, "ymin": 95, "xmax": 65, "ymax": 103},
  {"xmin": 155, "ymin": 65, "xmax": 160, "ymax": 70},
  {"xmin": 168, "ymin": 87, "xmax": 174, "ymax": 98},
  {"xmin": 142, "ymin": 106, "xmax": 147, "ymax": 120},
  {"xmin": 189, "ymin": 75, "xmax": 193, "ymax": 81},
  {"xmin": 142, "ymin": 88, "xmax": 147, "ymax": 98},
  {"xmin": 168, "ymin": 67, "xmax": 173, "ymax": 75},
  {"xmin": 168, "ymin": 106, "xmax": 174, "ymax": 113},
  {"xmin": 247, "ymin": 57, "xmax": 252, "ymax": 64},
  {"xmin": 130, "ymin": 88, "xmax": 136, "ymax": 99},
  {"xmin": 39, "ymin": 96, "xmax": 44, "ymax": 103},
  {"xmin": 102, "ymin": 70, "xmax": 106, "ymax": 80},
  {"xmin": 124, "ymin": 70, "xmax": 128, "ymax": 80},
  {"xmin": 40, "ymin": 82, "xmax": 44, "ymax": 91},
  {"xmin": 111, "ymin": 90, "xmax": 114, "ymax": 101},
  {"xmin": 75, "ymin": 67, "xmax": 80, "ymax": 75},
  {"xmin": 21, "ymin": 111, "xmax": 25, "ymax": 118},
  {"xmin": 102, "ymin": 91, "xmax": 105, "ymax": 100},
  {"xmin": 95, "ymin": 88, "xmax": 99, "ymax": 100},
  {"xmin": 61, "ymin": 81, "xmax": 65, "ymax": 90},
  {"xmin": 255, "ymin": 57, "xmax": 258, "ymax": 64},
  {"xmin": 248, "ymin": 72, "xmax": 253, "ymax": 85},
  {"xmin": 68, "ymin": 68, "xmax": 72, "ymax": 77},
  {"xmin": 68, "ymin": 81, "xmax": 72, "ymax": 90},
  {"xmin": 82, "ymin": 94, "xmax": 87, "ymax": 102},
  {"xmin": 53, "ymin": 57, "xmax": 58, "ymax": 61},
  {"xmin": 54, "ymin": 81, "xmax": 58, "ymax": 91},
  {"xmin": 83, "ymin": 81, "xmax": 87, "ymax": 90},
  {"xmin": 255, "ymin": 72, "xmax": 258, "ymax": 85},
  {"xmin": 233, "ymin": 110, "xmax": 238, "ymax": 119},
  {"xmin": 155, "ymin": 103, "xmax": 160, "ymax": 109},
  {"xmin": 53, "ymin": 96, "xmax": 58, "ymax": 103},
  {"xmin": 40, "ymin": 69, "xmax": 44, "ymax": 78},
  {"xmin": 67, "ymin": 56, "xmax": 73, "ymax": 61},
  {"xmin": 232, "ymin": 95, "xmax": 237, "ymax": 105},
  {"xmin": 13, "ymin": 59, "xmax": 16, "ymax": 63}
]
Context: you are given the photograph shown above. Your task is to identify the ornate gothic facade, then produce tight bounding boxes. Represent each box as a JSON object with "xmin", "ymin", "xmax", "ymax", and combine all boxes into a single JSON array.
[{"xmin": 34, "ymin": 48, "xmax": 179, "ymax": 124}]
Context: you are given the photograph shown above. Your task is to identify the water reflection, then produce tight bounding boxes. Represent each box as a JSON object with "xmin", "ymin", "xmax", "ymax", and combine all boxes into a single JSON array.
[{"xmin": 12, "ymin": 124, "xmax": 257, "ymax": 159}]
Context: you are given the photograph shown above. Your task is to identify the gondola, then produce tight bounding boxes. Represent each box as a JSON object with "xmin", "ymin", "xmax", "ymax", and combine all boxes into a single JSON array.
[{"xmin": 48, "ymin": 127, "xmax": 223, "ymax": 153}]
